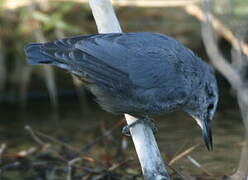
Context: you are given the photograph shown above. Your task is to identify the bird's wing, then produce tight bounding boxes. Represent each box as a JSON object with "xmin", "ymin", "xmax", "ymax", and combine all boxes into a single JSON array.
[
  {"xmin": 37, "ymin": 35, "xmax": 130, "ymax": 90},
  {"xmin": 75, "ymin": 36, "xmax": 185, "ymax": 90},
  {"xmin": 37, "ymin": 33, "xmax": 196, "ymax": 99}
]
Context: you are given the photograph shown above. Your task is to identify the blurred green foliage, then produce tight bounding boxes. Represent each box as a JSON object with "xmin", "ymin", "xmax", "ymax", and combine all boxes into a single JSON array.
[{"xmin": 30, "ymin": 3, "xmax": 80, "ymax": 32}]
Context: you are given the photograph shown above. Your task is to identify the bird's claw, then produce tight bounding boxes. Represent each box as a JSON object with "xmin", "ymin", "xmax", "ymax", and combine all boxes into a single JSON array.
[
  {"xmin": 122, "ymin": 119, "xmax": 141, "ymax": 136},
  {"xmin": 122, "ymin": 117, "xmax": 157, "ymax": 136}
]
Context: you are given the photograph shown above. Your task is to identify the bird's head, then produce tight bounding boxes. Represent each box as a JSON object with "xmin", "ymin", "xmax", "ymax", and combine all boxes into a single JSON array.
[{"xmin": 185, "ymin": 73, "xmax": 218, "ymax": 151}]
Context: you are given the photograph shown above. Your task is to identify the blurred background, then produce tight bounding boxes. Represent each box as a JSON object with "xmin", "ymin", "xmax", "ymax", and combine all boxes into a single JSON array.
[{"xmin": 0, "ymin": 0, "xmax": 248, "ymax": 179}]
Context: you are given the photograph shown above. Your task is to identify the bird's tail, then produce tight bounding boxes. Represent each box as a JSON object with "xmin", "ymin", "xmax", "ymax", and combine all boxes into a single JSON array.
[{"xmin": 25, "ymin": 43, "xmax": 53, "ymax": 65}]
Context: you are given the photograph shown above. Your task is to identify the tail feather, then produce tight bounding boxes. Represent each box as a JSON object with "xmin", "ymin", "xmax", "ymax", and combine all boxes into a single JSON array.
[
  {"xmin": 25, "ymin": 43, "xmax": 53, "ymax": 65},
  {"xmin": 24, "ymin": 36, "xmax": 130, "ymax": 90}
]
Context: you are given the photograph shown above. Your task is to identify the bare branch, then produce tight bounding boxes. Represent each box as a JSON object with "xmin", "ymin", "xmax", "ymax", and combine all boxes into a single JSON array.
[
  {"xmin": 67, "ymin": 157, "xmax": 83, "ymax": 180},
  {"xmin": 25, "ymin": 125, "xmax": 45, "ymax": 146},
  {"xmin": 16, "ymin": 147, "xmax": 37, "ymax": 157},
  {"xmin": 187, "ymin": 156, "xmax": 213, "ymax": 176},
  {"xmin": 168, "ymin": 144, "xmax": 200, "ymax": 166},
  {"xmin": 0, "ymin": 144, "xmax": 6, "ymax": 160},
  {"xmin": 201, "ymin": 23, "xmax": 241, "ymax": 88},
  {"xmin": 184, "ymin": 5, "xmax": 248, "ymax": 62},
  {"xmin": 200, "ymin": 0, "xmax": 248, "ymax": 179},
  {"xmin": 194, "ymin": 2, "xmax": 242, "ymax": 88}
]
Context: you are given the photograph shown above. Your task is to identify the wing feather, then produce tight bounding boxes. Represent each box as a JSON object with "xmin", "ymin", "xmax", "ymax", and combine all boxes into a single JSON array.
[
  {"xmin": 39, "ymin": 37, "xmax": 129, "ymax": 89},
  {"xmin": 76, "ymin": 37, "xmax": 179, "ymax": 89}
]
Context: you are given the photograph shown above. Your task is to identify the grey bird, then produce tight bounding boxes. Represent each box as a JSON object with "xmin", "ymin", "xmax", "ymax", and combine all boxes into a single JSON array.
[{"xmin": 25, "ymin": 32, "xmax": 219, "ymax": 150}]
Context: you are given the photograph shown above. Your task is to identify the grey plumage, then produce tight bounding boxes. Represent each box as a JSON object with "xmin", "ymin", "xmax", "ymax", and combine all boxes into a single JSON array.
[{"xmin": 25, "ymin": 32, "xmax": 219, "ymax": 150}]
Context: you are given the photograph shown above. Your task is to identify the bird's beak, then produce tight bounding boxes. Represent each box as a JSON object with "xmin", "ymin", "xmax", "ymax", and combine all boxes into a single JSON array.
[
  {"xmin": 194, "ymin": 116, "xmax": 213, "ymax": 151},
  {"xmin": 202, "ymin": 120, "xmax": 213, "ymax": 151}
]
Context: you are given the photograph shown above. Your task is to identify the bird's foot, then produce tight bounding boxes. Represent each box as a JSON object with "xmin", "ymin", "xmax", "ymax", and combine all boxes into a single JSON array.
[
  {"xmin": 122, "ymin": 117, "xmax": 157, "ymax": 136},
  {"xmin": 122, "ymin": 119, "xmax": 141, "ymax": 136}
]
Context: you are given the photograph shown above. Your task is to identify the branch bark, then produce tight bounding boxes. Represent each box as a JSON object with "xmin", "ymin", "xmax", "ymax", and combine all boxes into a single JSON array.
[
  {"xmin": 184, "ymin": 4, "xmax": 248, "ymax": 61},
  {"xmin": 201, "ymin": 18, "xmax": 242, "ymax": 88},
  {"xmin": 89, "ymin": 0, "xmax": 169, "ymax": 179},
  {"xmin": 200, "ymin": 0, "xmax": 248, "ymax": 179},
  {"xmin": 193, "ymin": 2, "xmax": 242, "ymax": 89}
]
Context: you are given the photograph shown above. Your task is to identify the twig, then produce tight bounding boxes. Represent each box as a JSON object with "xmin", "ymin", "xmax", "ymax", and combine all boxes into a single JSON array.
[
  {"xmin": 25, "ymin": 125, "xmax": 80, "ymax": 152},
  {"xmin": 25, "ymin": 125, "xmax": 74, "ymax": 163},
  {"xmin": 171, "ymin": 140, "xmax": 188, "ymax": 161},
  {"xmin": 200, "ymin": 0, "xmax": 248, "ymax": 178},
  {"xmin": 25, "ymin": 125, "xmax": 45, "ymax": 145},
  {"xmin": 34, "ymin": 129, "xmax": 80, "ymax": 152},
  {"xmin": 0, "ymin": 144, "xmax": 6, "ymax": 162},
  {"xmin": 0, "ymin": 144, "xmax": 6, "ymax": 156},
  {"xmin": 187, "ymin": 155, "xmax": 213, "ymax": 176},
  {"xmin": 230, "ymin": 25, "xmax": 248, "ymax": 180},
  {"xmin": 184, "ymin": 4, "xmax": 248, "ymax": 63},
  {"xmin": 16, "ymin": 147, "xmax": 37, "ymax": 157},
  {"xmin": 82, "ymin": 119, "xmax": 123, "ymax": 151},
  {"xmin": 25, "ymin": 125, "xmax": 101, "ymax": 170},
  {"xmin": 108, "ymin": 158, "xmax": 134, "ymax": 171},
  {"xmin": 232, "ymin": 90, "xmax": 248, "ymax": 180},
  {"xmin": 197, "ymin": 3, "xmax": 242, "ymax": 88},
  {"xmin": 169, "ymin": 144, "xmax": 200, "ymax": 166},
  {"xmin": 67, "ymin": 157, "xmax": 83, "ymax": 180}
]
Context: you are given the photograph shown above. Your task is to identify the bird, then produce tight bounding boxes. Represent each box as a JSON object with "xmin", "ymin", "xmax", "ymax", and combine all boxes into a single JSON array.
[{"xmin": 25, "ymin": 32, "xmax": 219, "ymax": 150}]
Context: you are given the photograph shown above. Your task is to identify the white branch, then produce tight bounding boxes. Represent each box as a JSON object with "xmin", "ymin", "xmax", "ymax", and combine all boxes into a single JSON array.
[
  {"xmin": 89, "ymin": 0, "xmax": 121, "ymax": 33},
  {"xmin": 89, "ymin": 0, "xmax": 169, "ymax": 179},
  {"xmin": 184, "ymin": 5, "xmax": 248, "ymax": 64},
  {"xmin": 124, "ymin": 115, "xmax": 169, "ymax": 180}
]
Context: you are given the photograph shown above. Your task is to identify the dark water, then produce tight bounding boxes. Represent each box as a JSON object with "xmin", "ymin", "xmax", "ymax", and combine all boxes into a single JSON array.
[{"xmin": 0, "ymin": 85, "xmax": 244, "ymax": 179}]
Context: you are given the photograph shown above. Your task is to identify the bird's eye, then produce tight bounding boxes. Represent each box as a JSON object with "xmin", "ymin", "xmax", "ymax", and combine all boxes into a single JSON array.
[{"xmin": 208, "ymin": 103, "xmax": 214, "ymax": 111}]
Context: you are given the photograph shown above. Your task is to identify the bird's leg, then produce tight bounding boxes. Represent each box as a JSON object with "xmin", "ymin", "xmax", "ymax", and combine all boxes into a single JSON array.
[{"xmin": 122, "ymin": 116, "xmax": 157, "ymax": 136}]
